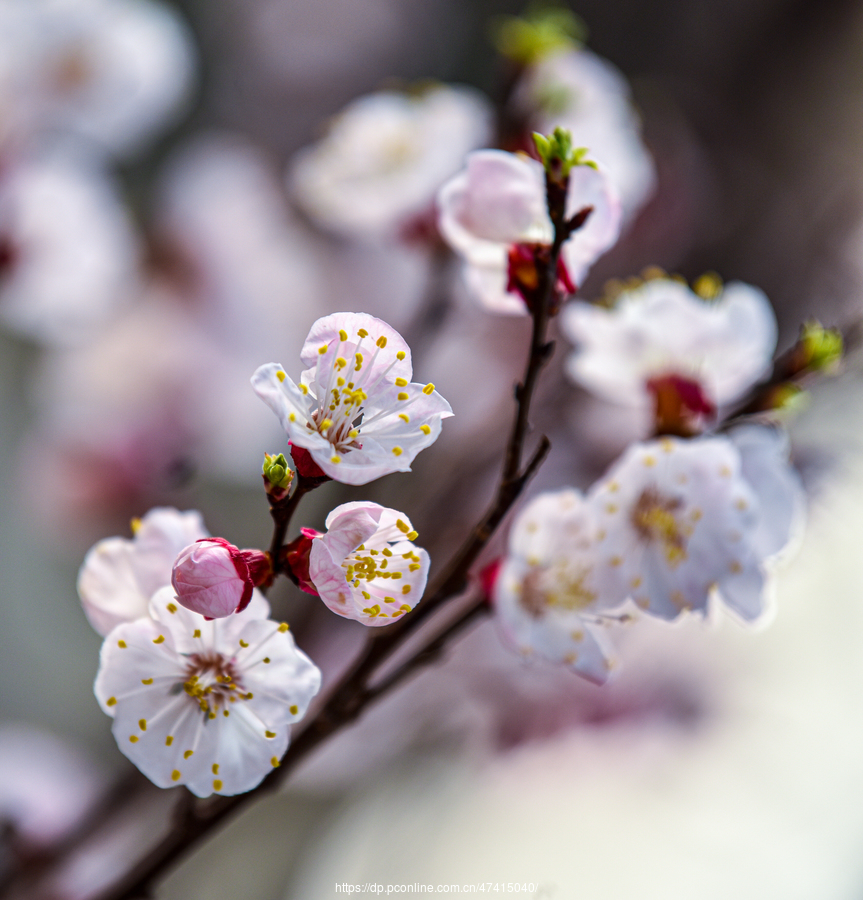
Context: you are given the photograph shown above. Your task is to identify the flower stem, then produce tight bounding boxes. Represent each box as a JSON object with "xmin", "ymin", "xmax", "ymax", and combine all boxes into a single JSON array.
[{"xmin": 267, "ymin": 478, "xmax": 312, "ymax": 579}]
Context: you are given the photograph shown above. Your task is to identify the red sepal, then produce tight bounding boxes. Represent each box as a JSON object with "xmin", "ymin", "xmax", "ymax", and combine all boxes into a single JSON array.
[
  {"xmin": 479, "ymin": 558, "xmax": 503, "ymax": 607},
  {"xmin": 282, "ymin": 528, "xmax": 322, "ymax": 596},
  {"xmin": 288, "ymin": 443, "xmax": 331, "ymax": 485}
]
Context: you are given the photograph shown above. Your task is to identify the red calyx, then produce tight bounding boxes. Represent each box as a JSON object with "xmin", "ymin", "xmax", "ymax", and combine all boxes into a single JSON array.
[
  {"xmin": 479, "ymin": 558, "xmax": 503, "ymax": 607},
  {"xmin": 506, "ymin": 242, "xmax": 577, "ymax": 315},
  {"xmin": 646, "ymin": 374, "xmax": 716, "ymax": 437},
  {"xmin": 288, "ymin": 443, "xmax": 331, "ymax": 485},
  {"xmin": 282, "ymin": 528, "xmax": 322, "ymax": 596}
]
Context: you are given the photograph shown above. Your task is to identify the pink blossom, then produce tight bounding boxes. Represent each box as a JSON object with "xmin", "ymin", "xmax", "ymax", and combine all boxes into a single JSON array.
[
  {"xmin": 437, "ymin": 149, "xmax": 621, "ymax": 314},
  {"xmin": 308, "ymin": 502, "xmax": 430, "ymax": 626},
  {"xmin": 252, "ymin": 312, "xmax": 452, "ymax": 485}
]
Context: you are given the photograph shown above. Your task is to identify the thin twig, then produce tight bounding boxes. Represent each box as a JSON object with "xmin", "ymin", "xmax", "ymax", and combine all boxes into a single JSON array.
[{"xmin": 267, "ymin": 479, "xmax": 310, "ymax": 578}]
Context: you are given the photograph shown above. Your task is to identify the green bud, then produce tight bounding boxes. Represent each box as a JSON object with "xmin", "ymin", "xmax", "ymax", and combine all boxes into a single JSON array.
[
  {"xmin": 532, "ymin": 128, "xmax": 595, "ymax": 177},
  {"xmin": 491, "ymin": 3, "xmax": 587, "ymax": 66},
  {"xmin": 263, "ymin": 453, "xmax": 293, "ymax": 489},
  {"xmin": 770, "ymin": 383, "xmax": 808, "ymax": 413},
  {"xmin": 800, "ymin": 320, "xmax": 843, "ymax": 371}
]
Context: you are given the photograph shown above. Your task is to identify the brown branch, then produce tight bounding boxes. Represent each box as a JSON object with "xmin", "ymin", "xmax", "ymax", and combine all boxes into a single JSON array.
[{"xmin": 267, "ymin": 479, "xmax": 311, "ymax": 579}]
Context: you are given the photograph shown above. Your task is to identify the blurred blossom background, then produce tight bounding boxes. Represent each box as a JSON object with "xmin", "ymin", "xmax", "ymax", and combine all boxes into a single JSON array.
[{"xmin": 2, "ymin": 0, "xmax": 863, "ymax": 897}]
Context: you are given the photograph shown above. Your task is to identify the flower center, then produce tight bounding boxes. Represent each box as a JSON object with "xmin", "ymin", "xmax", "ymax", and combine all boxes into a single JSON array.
[
  {"xmin": 631, "ymin": 487, "xmax": 687, "ymax": 567},
  {"xmin": 520, "ymin": 561, "xmax": 597, "ymax": 617},
  {"xmin": 309, "ymin": 330, "xmax": 397, "ymax": 453},
  {"xmin": 646, "ymin": 374, "xmax": 715, "ymax": 437},
  {"xmin": 182, "ymin": 652, "xmax": 248, "ymax": 716}
]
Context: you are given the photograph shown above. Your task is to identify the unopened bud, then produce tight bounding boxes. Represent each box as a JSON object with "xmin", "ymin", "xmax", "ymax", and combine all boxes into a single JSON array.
[
  {"xmin": 767, "ymin": 383, "xmax": 808, "ymax": 413},
  {"xmin": 491, "ymin": 3, "xmax": 586, "ymax": 66},
  {"xmin": 263, "ymin": 452, "xmax": 293, "ymax": 489},
  {"xmin": 533, "ymin": 128, "xmax": 596, "ymax": 180},
  {"xmin": 172, "ymin": 538, "xmax": 272, "ymax": 618},
  {"xmin": 799, "ymin": 320, "xmax": 842, "ymax": 372}
]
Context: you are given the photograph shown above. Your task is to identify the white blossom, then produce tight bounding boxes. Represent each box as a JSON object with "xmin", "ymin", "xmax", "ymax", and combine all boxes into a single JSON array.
[
  {"xmin": 94, "ymin": 586, "xmax": 321, "ymax": 798},
  {"xmin": 562, "ymin": 276, "xmax": 777, "ymax": 416},
  {"xmin": 0, "ymin": 152, "xmax": 140, "ymax": 345},
  {"xmin": 308, "ymin": 501, "xmax": 429, "ymax": 626},
  {"xmin": 0, "ymin": 0, "xmax": 195, "ymax": 158},
  {"xmin": 494, "ymin": 489, "xmax": 620, "ymax": 683},
  {"xmin": 437, "ymin": 149, "xmax": 621, "ymax": 314},
  {"xmin": 589, "ymin": 431, "xmax": 801, "ymax": 623},
  {"xmin": 289, "ymin": 84, "xmax": 493, "ymax": 241},
  {"xmin": 78, "ymin": 507, "xmax": 207, "ymax": 637},
  {"xmin": 515, "ymin": 47, "xmax": 656, "ymax": 220},
  {"xmin": 252, "ymin": 312, "xmax": 452, "ymax": 485}
]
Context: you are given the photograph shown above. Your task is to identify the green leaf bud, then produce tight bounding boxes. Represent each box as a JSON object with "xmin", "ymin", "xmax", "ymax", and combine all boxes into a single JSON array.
[
  {"xmin": 263, "ymin": 453, "xmax": 293, "ymax": 489},
  {"xmin": 799, "ymin": 320, "xmax": 843, "ymax": 372},
  {"xmin": 532, "ymin": 127, "xmax": 595, "ymax": 178},
  {"xmin": 491, "ymin": 3, "xmax": 587, "ymax": 66}
]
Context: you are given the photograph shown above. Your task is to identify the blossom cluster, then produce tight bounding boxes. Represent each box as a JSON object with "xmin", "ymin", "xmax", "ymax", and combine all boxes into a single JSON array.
[
  {"xmin": 42, "ymin": 0, "xmax": 829, "ymax": 852},
  {"xmin": 79, "ymin": 508, "xmax": 321, "ymax": 797},
  {"xmin": 491, "ymin": 266, "xmax": 806, "ymax": 683},
  {"xmin": 78, "ymin": 312, "xmax": 445, "ymax": 795}
]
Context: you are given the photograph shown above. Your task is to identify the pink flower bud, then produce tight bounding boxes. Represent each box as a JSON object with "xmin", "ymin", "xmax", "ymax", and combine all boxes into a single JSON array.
[{"xmin": 171, "ymin": 538, "xmax": 271, "ymax": 618}]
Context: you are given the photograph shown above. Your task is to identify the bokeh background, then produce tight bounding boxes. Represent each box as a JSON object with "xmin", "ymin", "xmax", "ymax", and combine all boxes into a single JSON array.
[{"xmin": 3, "ymin": 0, "xmax": 863, "ymax": 897}]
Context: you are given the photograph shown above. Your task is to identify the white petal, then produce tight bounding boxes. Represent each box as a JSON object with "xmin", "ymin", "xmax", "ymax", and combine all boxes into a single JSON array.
[
  {"xmin": 729, "ymin": 424, "xmax": 805, "ymax": 561},
  {"xmin": 560, "ymin": 162, "xmax": 622, "ymax": 285}
]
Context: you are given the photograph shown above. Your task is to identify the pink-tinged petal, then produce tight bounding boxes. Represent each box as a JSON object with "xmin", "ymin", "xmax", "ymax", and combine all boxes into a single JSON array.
[
  {"xmin": 319, "ymin": 505, "xmax": 383, "ymax": 563},
  {"xmin": 128, "ymin": 508, "xmax": 209, "ymax": 601},
  {"xmin": 706, "ymin": 282, "xmax": 777, "ymax": 402},
  {"xmin": 309, "ymin": 502, "xmax": 428, "ymax": 626},
  {"xmin": 235, "ymin": 620, "xmax": 322, "ymax": 726},
  {"xmin": 560, "ymin": 163, "xmax": 622, "ymax": 285},
  {"xmin": 301, "ymin": 312, "xmax": 412, "ymax": 382},
  {"xmin": 438, "ymin": 150, "xmax": 548, "ymax": 250},
  {"xmin": 94, "ymin": 617, "xmax": 185, "ymax": 718},
  {"xmin": 78, "ymin": 507, "xmax": 208, "ymax": 637},
  {"xmin": 466, "ymin": 263, "xmax": 529, "ymax": 316},
  {"xmin": 716, "ymin": 562, "xmax": 768, "ymax": 623},
  {"xmin": 78, "ymin": 538, "xmax": 147, "ymax": 637},
  {"xmin": 184, "ymin": 705, "xmax": 289, "ymax": 798}
]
